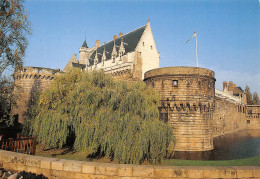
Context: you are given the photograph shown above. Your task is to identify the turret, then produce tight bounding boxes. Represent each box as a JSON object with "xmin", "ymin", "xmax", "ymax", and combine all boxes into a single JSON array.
[{"xmin": 79, "ymin": 39, "xmax": 94, "ymax": 65}]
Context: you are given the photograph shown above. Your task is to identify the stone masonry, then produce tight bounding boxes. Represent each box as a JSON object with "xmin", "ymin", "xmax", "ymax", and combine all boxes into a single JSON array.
[
  {"xmin": 1, "ymin": 149, "xmax": 260, "ymax": 179},
  {"xmin": 144, "ymin": 67, "xmax": 216, "ymax": 151},
  {"xmin": 12, "ymin": 67, "xmax": 60, "ymax": 123}
]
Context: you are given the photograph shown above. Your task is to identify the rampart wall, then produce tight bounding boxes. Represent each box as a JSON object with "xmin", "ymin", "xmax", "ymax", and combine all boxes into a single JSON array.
[
  {"xmin": 12, "ymin": 67, "xmax": 60, "ymax": 123},
  {"xmin": 213, "ymin": 92, "xmax": 247, "ymax": 138},
  {"xmin": 246, "ymin": 105, "xmax": 260, "ymax": 129},
  {"xmin": 0, "ymin": 150, "xmax": 259, "ymax": 179}
]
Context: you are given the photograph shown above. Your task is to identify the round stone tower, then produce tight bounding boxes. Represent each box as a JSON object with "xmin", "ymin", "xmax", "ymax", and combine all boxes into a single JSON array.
[
  {"xmin": 12, "ymin": 66, "xmax": 60, "ymax": 123},
  {"xmin": 144, "ymin": 67, "xmax": 215, "ymax": 152}
]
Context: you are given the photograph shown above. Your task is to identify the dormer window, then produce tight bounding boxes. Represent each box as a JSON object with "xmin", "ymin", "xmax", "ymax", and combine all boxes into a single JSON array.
[
  {"xmin": 119, "ymin": 38, "xmax": 126, "ymax": 61},
  {"xmin": 112, "ymin": 41, "xmax": 118, "ymax": 63}
]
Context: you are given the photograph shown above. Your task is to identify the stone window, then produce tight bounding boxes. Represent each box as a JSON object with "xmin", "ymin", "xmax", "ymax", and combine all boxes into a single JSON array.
[
  {"xmin": 247, "ymin": 120, "xmax": 250, "ymax": 124},
  {"xmin": 198, "ymin": 81, "xmax": 201, "ymax": 89},
  {"xmin": 173, "ymin": 80, "xmax": 178, "ymax": 86},
  {"xmin": 151, "ymin": 45, "xmax": 153, "ymax": 50},
  {"xmin": 161, "ymin": 80, "xmax": 164, "ymax": 89},
  {"xmin": 139, "ymin": 52, "xmax": 142, "ymax": 57},
  {"xmin": 23, "ymin": 69, "xmax": 27, "ymax": 72},
  {"xmin": 143, "ymin": 42, "xmax": 145, "ymax": 46},
  {"xmin": 248, "ymin": 110, "xmax": 252, "ymax": 115},
  {"xmin": 38, "ymin": 69, "xmax": 42, "ymax": 73}
]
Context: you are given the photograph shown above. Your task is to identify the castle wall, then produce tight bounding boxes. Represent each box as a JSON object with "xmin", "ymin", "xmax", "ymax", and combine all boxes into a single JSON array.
[
  {"xmin": 144, "ymin": 67, "xmax": 215, "ymax": 152},
  {"xmin": 212, "ymin": 96, "xmax": 246, "ymax": 138},
  {"xmin": 12, "ymin": 67, "xmax": 60, "ymax": 123},
  {"xmin": 246, "ymin": 105, "xmax": 260, "ymax": 129}
]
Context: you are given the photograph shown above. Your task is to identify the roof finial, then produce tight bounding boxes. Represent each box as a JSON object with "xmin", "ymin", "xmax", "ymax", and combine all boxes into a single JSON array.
[{"xmin": 147, "ymin": 18, "xmax": 150, "ymax": 23}]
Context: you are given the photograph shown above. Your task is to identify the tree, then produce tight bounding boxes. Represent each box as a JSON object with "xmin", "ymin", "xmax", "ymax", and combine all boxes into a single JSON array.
[
  {"xmin": 0, "ymin": 77, "xmax": 15, "ymax": 127},
  {"xmin": 0, "ymin": 0, "xmax": 31, "ymax": 76},
  {"xmin": 25, "ymin": 69, "xmax": 174, "ymax": 164},
  {"xmin": 245, "ymin": 85, "xmax": 253, "ymax": 105},
  {"xmin": 253, "ymin": 92, "xmax": 260, "ymax": 105}
]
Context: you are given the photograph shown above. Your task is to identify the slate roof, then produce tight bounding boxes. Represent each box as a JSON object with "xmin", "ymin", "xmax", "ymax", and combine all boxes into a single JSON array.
[
  {"xmin": 88, "ymin": 25, "xmax": 147, "ymax": 65},
  {"xmin": 72, "ymin": 62, "xmax": 86, "ymax": 69},
  {"xmin": 82, "ymin": 40, "xmax": 88, "ymax": 48},
  {"xmin": 233, "ymin": 87, "xmax": 244, "ymax": 95}
]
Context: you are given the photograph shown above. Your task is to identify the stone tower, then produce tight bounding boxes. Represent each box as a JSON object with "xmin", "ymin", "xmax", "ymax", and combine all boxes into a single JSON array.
[
  {"xmin": 12, "ymin": 67, "xmax": 60, "ymax": 123},
  {"xmin": 79, "ymin": 39, "xmax": 95, "ymax": 65},
  {"xmin": 144, "ymin": 67, "xmax": 216, "ymax": 152}
]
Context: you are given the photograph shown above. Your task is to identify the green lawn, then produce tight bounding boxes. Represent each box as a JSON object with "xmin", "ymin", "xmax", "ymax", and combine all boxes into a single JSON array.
[
  {"xmin": 162, "ymin": 154, "xmax": 260, "ymax": 166},
  {"xmin": 36, "ymin": 146, "xmax": 260, "ymax": 166}
]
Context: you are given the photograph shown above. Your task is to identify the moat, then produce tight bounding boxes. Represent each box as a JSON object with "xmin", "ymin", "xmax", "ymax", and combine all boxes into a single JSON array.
[{"xmin": 173, "ymin": 129, "xmax": 260, "ymax": 160}]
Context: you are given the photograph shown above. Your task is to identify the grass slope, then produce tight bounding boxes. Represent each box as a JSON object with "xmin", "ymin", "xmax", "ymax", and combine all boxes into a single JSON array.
[{"xmin": 162, "ymin": 154, "xmax": 260, "ymax": 166}]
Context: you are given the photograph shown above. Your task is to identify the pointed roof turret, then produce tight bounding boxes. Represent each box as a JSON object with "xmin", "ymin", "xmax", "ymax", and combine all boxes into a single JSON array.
[{"xmin": 81, "ymin": 40, "xmax": 88, "ymax": 48}]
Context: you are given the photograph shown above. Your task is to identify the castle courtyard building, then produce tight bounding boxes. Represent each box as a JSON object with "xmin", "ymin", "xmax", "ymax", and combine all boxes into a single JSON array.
[{"xmin": 64, "ymin": 20, "xmax": 160, "ymax": 81}]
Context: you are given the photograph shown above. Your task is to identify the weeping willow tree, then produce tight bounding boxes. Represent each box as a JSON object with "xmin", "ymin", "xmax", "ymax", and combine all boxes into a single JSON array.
[{"xmin": 26, "ymin": 69, "xmax": 174, "ymax": 164}]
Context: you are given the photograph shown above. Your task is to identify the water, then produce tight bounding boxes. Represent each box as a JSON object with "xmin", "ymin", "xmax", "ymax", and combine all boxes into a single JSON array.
[
  {"xmin": 211, "ymin": 129, "xmax": 260, "ymax": 160},
  {"xmin": 173, "ymin": 129, "xmax": 260, "ymax": 160}
]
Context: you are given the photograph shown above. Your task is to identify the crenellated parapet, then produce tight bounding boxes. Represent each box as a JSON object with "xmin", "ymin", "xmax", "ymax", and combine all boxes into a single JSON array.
[
  {"xmin": 144, "ymin": 67, "xmax": 215, "ymax": 152},
  {"xmin": 14, "ymin": 66, "xmax": 59, "ymax": 80}
]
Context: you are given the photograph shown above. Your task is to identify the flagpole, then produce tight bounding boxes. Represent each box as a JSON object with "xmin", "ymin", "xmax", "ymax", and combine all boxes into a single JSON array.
[{"xmin": 196, "ymin": 33, "xmax": 198, "ymax": 67}]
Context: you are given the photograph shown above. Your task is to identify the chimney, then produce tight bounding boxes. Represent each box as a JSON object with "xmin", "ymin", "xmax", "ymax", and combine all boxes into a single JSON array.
[
  {"xmin": 119, "ymin": 32, "xmax": 123, "ymax": 38},
  {"xmin": 113, "ymin": 35, "xmax": 118, "ymax": 41},
  {"xmin": 95, "ymin": 40, "xmax": 100, "ymax": 48},
  {"xmin": 233, "ymin": 83, "xmax": 237, "ymax": 89},
  {"xmin": 228, "ymin": 81, "xmax": 233, "ymax": 91},
  {"xmin": 223, "ymin": 81, "xmax": 227, "ymax": 91}
]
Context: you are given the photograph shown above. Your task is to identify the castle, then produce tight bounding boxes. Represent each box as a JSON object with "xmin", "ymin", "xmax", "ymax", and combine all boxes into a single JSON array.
[
  {"xmin": 64, "ymin": 20, "xmax": 159, "ymax": 81},
  {"xmin": 12, "ymin": 21, "xmax": 260, "ymax": 153}
]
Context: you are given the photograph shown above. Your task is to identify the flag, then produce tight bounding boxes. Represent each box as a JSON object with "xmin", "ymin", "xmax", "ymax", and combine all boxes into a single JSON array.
[{"xmin": 185, "ymin": 30, "xmax": 197, "ymax": 44}]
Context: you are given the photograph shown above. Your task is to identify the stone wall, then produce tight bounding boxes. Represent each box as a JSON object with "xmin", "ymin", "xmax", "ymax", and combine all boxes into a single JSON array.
[
  {"xmin": 109, "ymin": 51, "xmax": 143, "ymax": 81},
  {"xmin": 246, "ymin": 105, "xmax": 260, "ymax": 129},
  {"xmin": 0, "ymin": 150, "xmax": 259, "ymax": 179},
  {"xmin": 212, "ymin": 96, "xmax": 246, "ymax": 138},
  {"xmin": 144, "ymin": 67, "xmax": 216, "ymax": 152},
  {"xmin": 12, "ymin": 67, "xmax": 60, "ymax": 123}
]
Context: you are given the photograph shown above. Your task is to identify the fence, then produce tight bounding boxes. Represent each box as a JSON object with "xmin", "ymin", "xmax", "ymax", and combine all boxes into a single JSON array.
[{"xmin": 0, "ymin": 134, "xmax": 36, "ymax": 155}]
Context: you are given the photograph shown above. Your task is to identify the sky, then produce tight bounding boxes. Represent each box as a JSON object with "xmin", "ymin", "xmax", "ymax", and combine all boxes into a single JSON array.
[{"xmin": 14, "ymin": 0, "xmax": 260, "ymax": 93}]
